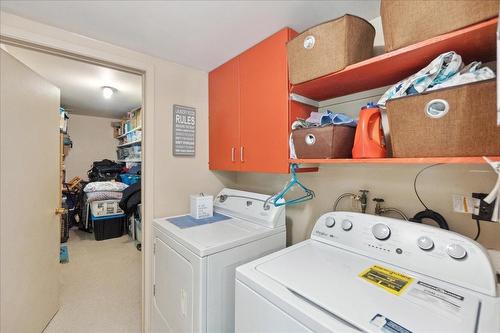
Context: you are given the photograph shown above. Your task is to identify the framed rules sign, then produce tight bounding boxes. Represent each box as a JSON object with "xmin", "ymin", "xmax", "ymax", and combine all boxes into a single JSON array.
[{"xmin": 172, "ymin": 104, "xmax": 196, "ymax": 156}]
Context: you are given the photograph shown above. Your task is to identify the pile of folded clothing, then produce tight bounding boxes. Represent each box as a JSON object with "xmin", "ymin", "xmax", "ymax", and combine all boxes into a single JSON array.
[
  {"xmin": 377, "ymin": 51, "xmax": 496, "ymax": 107},
  {"xmin": 79, "ymin": 181, "xmax": 129, "ymax": 231},
  {"xmin": 83, "ymin": 181, "xmax": 128, "ymax": 202}
]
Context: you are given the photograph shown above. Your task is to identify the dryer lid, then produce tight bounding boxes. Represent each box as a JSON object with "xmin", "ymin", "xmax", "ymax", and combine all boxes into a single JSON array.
[
  {"xmin": 256, "ymin": 241, "xmax": 481, "ymax": 333},
  {"xmin": 154, "ymin": 216, "xmax": 284, "ymax": 257}
]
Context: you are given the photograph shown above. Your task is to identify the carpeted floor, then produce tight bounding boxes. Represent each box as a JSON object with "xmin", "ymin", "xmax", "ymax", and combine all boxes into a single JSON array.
[{"xmin": 44, "ymin": 228, "xmax": 141, "ymax": 333}]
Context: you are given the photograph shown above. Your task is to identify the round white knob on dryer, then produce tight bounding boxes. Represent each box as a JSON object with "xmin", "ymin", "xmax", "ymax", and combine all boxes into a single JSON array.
[
  {"xmin": 446, "ymin": 244, "xmax": 467, "ymax": 259},
  {"xmin": 325, "ymin": 217, "xmax": 336, "ymax": 228},
  {"xmin": 417, "ymin": 236, "xmax": 434, "ymax": 251},
  {"xmin": 341, "ymin": 219, "xmax": 353, "ymax": 231},
  {"xmin": 372, "ymin": 223, "xmax": 391, "ymax": 240}
]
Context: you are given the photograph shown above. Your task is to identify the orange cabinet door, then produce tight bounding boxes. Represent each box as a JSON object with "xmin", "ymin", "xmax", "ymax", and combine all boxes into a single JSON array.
[
  {"xmin": 239, "ymin": 28, "xmax": 293, "ymax": 173},
  {"xmin": 209, "ymin": 57, "xmax": 240, "ymax": 171}
]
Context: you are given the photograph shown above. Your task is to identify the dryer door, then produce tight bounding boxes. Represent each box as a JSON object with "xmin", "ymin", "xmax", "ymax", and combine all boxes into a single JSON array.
[{"xmin": 153, "ymin": 237, "xmax": 197, "ymax": 333}]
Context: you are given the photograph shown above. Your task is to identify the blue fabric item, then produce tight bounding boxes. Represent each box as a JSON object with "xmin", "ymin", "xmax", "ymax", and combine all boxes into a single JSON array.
[
  {"xmin": 167, "ymin": 212, "xmax": 231, "ymax": 229},
  {"xmin": 305, "ymin": 112, "xmax": 324, "ymax": 125},
  {"xmin": 91, "ymin": 213, "xmax": 126, "ymax": 221},
  {"xmin": 128, "ymin": 165, "xmax": 141, "ymax": 175},
  {"xmin": 320, "ymin": 111, "xmax": 357, "ymax": 127},
  {"xmin": 60, "ymin": 245, "xmax": 69, "ymax": 263},
  {"xmin": 120, "ymin": 174, "xmax": 140, "ymax": 185}
]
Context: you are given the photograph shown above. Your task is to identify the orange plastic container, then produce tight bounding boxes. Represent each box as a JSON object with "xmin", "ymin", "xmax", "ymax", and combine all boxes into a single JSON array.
[{"xmin": 352, "ymin": 104, "xmax": 387, "ymax": 158}]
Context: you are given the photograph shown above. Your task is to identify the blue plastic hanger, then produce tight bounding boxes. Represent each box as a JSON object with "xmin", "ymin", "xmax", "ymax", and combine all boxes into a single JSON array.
[{"xmin": 273, "ymin": 164, "xmax": 315, "ymax": 207}]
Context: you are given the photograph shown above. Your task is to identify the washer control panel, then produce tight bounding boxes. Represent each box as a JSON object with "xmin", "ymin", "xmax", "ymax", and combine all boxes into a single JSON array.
[
  {"xmin": 214, "ymin": 188, "xmax": 285, "ymax": 228},
  {"xmin": 311, "ymin": 212, "xmax": 497, "ymax": 297}
]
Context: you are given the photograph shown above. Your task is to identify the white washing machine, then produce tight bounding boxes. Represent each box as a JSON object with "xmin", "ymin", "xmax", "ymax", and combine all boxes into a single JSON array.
[
  {"xmin": 235, "ymin": 212, "xmax": 500, "ymax": 333},
  {"xmin": 152, "ymin": 188, "xmax": 286, "ymax": 333}
]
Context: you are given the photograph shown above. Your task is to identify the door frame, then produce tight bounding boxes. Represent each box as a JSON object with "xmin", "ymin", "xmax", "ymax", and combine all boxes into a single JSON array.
[{"xmin": 0, "ymin": 34, "xmax": 154, "ymax": 332}]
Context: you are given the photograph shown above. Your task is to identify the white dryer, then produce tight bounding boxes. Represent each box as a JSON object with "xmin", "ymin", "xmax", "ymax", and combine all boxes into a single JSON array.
[
  {"xmin": 235, "ymin": 212, "xmax": 500, "ymax": 333},
  {"xmin": 152, "ymin": 188, "xmax": 286, "ymax": 333}
]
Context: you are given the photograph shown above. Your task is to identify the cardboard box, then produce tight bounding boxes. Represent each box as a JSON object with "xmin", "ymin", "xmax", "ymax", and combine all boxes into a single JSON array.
[
  {"xmin": 287, "ymin": 15, "xmax": 375, "ymax": 84},
  {"xmin": 190, "ymin": 194, "xmax": 213, "ymax": 219},
  {"xmin": 381, "ymin": 0, "xmax": 499, "ymax": 52},
  {"xmin": 111, "ymin": 121, "xmax": 121, "ymax": 138},
  {"xmin": 292, "ymin": 125, "xmax": 355, "ymax": 159},
  {"xmin": 386, "ymin": 79, "xmax": 500, "ymax": 157}
]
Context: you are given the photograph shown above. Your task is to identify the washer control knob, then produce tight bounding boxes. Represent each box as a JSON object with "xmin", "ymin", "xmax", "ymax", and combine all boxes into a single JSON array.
[
  {"xmin": 341, "ymin": 219, "xmax": 353, "ymax": 231},
  {"xmin": 325, "ymin": 217, "xmax": 336, "ymax": 228},
  {"xmin": 446, "ymin": 244, "xmax": 467, "ymax": 260},
  {"xmin": 417, "ymin": 236, "xmax": 434, "ymax": 251},
  {"xmin": 372, "ymin": 223, "xmax": 391, "ymax": 240}
]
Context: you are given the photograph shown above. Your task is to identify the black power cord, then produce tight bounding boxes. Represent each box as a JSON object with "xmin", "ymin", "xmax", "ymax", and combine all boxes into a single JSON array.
[
  {"xmin": 474, "ymin": 219, "xmax": 481, "ymax": 241},
  {"xmin": 411, "ymin": 209, "xmax": 449, "ymax": 230},
  {"xmin": 410, "ymin": 163, "xmax": 450, "ymax": 230}
]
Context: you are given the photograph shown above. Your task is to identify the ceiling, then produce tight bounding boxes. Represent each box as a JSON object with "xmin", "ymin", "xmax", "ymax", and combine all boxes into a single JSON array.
[
  {"xmin": 0, "ymin": 0, "xmax": 381, "ymax": 71},
  {"xmin": 1, "ymin": 44, "xmax": 142, "ymax": 118}
]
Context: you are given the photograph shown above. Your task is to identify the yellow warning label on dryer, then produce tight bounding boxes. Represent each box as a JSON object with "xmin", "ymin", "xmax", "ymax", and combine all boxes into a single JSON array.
[{"xmin": 359, "ymin": 265, "xmax": 414, "ymax": 296}]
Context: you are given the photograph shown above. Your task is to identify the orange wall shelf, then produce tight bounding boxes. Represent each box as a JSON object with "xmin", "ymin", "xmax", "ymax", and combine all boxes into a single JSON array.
[
  {"xmin": 291, "ymin": 18, "xmax": 498, "ymax": 101},
  {"xmin": 290, "ymin": 157, "xmax": 500, "ymax": 165}
]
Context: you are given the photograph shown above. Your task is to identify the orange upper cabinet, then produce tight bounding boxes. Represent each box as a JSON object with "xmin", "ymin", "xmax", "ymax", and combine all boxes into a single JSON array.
[
  {"xmin": 209, "ymin": 28, "xmax": 296, "ymax": 173},
  {"xmin": 209, "ymin": 57, "xmax": 240, "ymax": 171},
  {"xmin": 239, "ymin": 28, "xmax": 292, "ymax": 173}
]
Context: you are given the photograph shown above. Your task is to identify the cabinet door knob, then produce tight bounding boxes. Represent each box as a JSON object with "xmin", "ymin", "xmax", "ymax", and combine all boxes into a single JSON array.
[
  {"xmin": 240, "ymin": 146, "xmax": 244, "ymax": 162},
  {"xmin": 231, "ymin": 147, "xmax": 235, "ymax": 162}
]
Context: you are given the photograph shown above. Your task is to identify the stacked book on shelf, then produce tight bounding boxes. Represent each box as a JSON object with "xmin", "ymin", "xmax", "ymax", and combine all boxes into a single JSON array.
[{"xmin": 113, "ymin": 107, "xmax": 142, "ymax": 163}]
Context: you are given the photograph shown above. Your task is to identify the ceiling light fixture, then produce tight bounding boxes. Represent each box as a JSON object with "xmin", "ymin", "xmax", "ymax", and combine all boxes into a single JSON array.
[{"xmin": 102, "ymin": 86, "xmax": 116, "ymax": 99}]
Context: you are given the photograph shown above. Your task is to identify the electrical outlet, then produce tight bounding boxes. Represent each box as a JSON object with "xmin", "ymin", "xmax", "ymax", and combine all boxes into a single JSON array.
[{"xmin": 472, "ymin": 193, "xmax": 496, "ymax": 222}]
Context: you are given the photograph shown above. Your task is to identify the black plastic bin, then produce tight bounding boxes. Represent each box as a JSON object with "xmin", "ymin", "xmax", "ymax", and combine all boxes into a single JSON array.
[{"xmin": 92, "ymin": 214, "xmax": 126, "ymax": 241}]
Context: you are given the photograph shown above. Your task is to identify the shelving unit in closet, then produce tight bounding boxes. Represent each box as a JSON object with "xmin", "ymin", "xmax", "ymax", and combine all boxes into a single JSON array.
[
  {"xmin": 289, "ymin": 17, "xmax": 500, "ymax": 166},
  {"xmin": 114, "ymin": 107, "xmax": 142, "ymax": 164}
]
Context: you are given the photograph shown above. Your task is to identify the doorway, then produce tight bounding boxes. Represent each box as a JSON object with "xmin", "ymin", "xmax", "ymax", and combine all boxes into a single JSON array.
[{"xmin": 1, "ymin": 42, "xmax": 145, "ymax": 332}]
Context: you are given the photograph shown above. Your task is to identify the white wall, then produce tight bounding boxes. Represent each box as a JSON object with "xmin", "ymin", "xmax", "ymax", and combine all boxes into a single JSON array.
[{"xmin": 65, "ymin": 114, "xmax": 119, "ymax": 180}]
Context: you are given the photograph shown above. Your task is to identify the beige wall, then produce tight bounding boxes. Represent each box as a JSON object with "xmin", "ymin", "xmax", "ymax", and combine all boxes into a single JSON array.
[
  {"xmin": 236, "ymin": 164, "xmax": 500, "ymax": 250},
  {"xmin": 151, "ymin": 57, "xmax": 236, "ymax": 217},
  {"xmin": 65, "ymin": 114, "xmax": 119, "ymax": 180}
]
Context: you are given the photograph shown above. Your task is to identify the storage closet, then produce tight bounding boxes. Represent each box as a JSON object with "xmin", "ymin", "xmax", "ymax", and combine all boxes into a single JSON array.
[
  {"xmin": 1, "ymin": 43, "xmax": 143, "ymax": 245},
  {"xmin": 76, "ymin": 106, "xmax": 143, "ymax": 247},
  {"xmin": 1, "ymin": 42, "xmax": 143, "ymax": 330}
]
